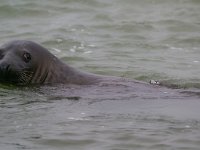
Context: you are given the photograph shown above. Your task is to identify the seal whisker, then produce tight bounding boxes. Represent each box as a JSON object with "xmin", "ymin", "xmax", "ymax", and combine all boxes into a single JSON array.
[{"xmin": 17, "ymin": 70, "xmax": 34, "ymax": 85}]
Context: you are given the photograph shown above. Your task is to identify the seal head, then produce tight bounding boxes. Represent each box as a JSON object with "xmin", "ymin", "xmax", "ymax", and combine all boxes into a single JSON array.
[
  {"xmin": 0, "ymin": 40, "xmax": 101, "ymax": 85},
  {"xmin": 0, "ymin": 40, "xmax": 57, "ymax": 85}
]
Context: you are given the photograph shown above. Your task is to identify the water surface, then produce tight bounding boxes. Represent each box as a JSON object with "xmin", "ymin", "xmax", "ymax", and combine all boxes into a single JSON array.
[{"xmin": 0, "ymin": 0, "xmax": 200, "ymax": 150}]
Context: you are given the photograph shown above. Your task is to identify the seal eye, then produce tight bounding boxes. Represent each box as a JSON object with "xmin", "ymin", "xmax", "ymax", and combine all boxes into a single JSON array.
[{"xmin": 23, "ymin": 52, "xmax": 31, "ymax": 63}]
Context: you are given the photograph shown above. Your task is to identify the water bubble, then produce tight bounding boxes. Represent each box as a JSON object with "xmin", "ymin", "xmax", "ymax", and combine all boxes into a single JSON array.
[{"xmin": 149, "ymin": 80, "xmax": 160, "ymax": 85}]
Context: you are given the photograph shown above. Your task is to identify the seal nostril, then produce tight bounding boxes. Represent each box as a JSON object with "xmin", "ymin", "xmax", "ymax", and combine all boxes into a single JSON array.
[
  {"xmin": 0, "ymin": 63, "xmax": 10, "ymax": 72},
  {"xmin": 6, "ymin": 64, "xmax": 10, "ymax": 71}
]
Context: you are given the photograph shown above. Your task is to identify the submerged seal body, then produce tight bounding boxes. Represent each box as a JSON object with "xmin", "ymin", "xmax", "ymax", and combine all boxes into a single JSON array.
[{"xmin": 0, "ymin": 40, "xmax": 122, "ymax": 85}]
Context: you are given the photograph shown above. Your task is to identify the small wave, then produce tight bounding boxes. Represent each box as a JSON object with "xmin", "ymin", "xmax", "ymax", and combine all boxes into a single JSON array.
[{"xmin": 0, "ymin": 4, "xmax": 49, "ymax": 18}]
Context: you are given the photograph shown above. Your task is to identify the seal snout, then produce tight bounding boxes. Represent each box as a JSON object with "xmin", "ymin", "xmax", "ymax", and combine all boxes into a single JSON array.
[
  {"xmin": 0, "ymin": 61, "xmax": 12, "ymax": 79},
  {"xmin": 0, "ymin": 62, "xmax": 10, "ymax": 71},
  {"xmin": 0, "ymin": 61, "xmax": 19, "ymax": 84}
]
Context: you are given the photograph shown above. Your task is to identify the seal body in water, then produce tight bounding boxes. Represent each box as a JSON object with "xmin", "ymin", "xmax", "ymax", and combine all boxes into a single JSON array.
[
  {"xmin": 1, "ymin": 40, "xmax": 200, "ymax": 99},
  {"xmin": 0, "ymin": 40, "xmax": 140, "ymax": 85}
]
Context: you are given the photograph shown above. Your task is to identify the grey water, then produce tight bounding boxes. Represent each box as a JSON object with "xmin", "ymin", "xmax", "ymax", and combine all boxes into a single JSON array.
[{"xmin": 0, "ymin": 0, "xmax": 200, "ymax": 149}]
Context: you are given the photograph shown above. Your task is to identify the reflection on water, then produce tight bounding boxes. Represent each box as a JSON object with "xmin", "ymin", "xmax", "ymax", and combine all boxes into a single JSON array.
[{"xmin": 0, "ymin": 0, "xmax": 200, "ymax": 149}]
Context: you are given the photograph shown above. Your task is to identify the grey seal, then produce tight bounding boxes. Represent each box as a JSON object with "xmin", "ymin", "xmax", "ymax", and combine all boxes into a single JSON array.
[{"xmin": 0, "ymin": 40, "xmax": 127, "ymax": 85}]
